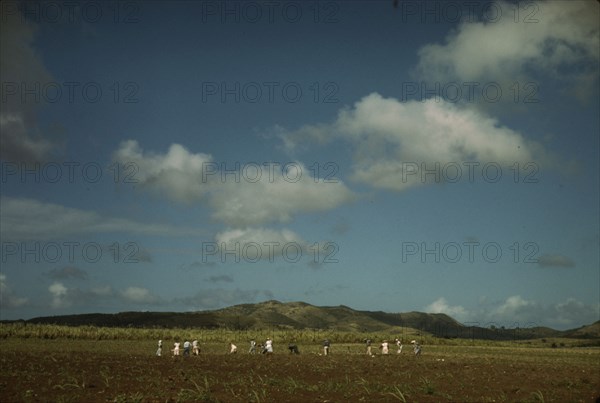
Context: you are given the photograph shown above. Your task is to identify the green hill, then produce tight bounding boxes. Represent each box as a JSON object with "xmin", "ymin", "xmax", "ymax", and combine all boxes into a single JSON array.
[{"xmin": 15, "ymin": 300, "xmax": 596, "ymax": 341}]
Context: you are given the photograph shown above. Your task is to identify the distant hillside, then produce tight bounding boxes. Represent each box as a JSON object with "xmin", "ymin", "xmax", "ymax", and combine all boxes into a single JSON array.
[
  {"xmin": 563, "ymin": 321, "xmax": 600, "ymax": 339},
  {"xmin": 209, "ymin": 300, "xmax": 463, "ymax": 334},
  {"xmin": 14, "ymin": 300, "xmax": 597, "ymax": 341}
]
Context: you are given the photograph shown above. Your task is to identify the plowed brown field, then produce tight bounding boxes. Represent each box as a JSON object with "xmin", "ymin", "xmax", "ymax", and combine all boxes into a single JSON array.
[{"xmin": 1, "ymin": 340, "xmax": 598, "ymax": 402}]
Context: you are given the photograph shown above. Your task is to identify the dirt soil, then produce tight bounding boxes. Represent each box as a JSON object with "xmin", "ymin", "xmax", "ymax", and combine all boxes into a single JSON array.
[{"xmin": 1, "ymin": 341, "xmax": 598, "ymax": 402}]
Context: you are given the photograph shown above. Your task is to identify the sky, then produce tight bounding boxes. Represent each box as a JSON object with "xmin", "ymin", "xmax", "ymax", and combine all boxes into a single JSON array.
[{"xmin": 0, "ymin": 0, "xmax": 598, "ymax": 330}]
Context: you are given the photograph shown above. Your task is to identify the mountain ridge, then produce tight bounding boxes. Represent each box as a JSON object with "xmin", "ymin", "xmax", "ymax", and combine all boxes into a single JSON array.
[{"xmin": 6, "ymin": 300, "xmax": 599, "ymax": 341}]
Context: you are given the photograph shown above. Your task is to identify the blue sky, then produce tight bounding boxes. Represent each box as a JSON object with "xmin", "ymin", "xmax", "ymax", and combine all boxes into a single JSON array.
[{"xmin": 1, "ymin": 0, "xmax": 598, "ymax": 330}]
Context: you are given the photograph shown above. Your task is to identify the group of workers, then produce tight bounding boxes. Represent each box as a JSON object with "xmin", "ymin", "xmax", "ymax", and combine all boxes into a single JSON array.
[{"xmin": 156, "ymin": 337, "xmax": 422, "ymax": 356}]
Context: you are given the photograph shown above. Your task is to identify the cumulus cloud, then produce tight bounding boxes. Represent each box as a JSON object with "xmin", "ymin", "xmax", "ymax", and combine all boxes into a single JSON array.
[
  {"xmin": 49, "ymin": 282, "xmax": 69, "ymax": 309},
  {"xmin": 215, "ymin": 227, "xmax": 308, "ymax": 262},
  {"xmin": 280, "ymin": 93, "xmax": 548, "ymax": 191},
  {"xmin": 426, "ymin": 295, "xmax": 599, "ymax": 329},
  {"xmin": 113, "ymin": 141, "xmax": 356, "ymax": 226},
  {"xmin": 414, "ymin": 0, "xmax": 599, "ymax": 100},
  {"xmin": 486, "ymin": 296, "xmax": 600, "ymax": 329},
  {"xmin": 210, "ymin": 163, "xmax": 355, "ymax": 227},
  {"xmin": 537, "ymin": 254, "xmax": 575, "ymax": 268},
  {"xmin": 0, "ymin": 274, "xmax": 28, "ymax": 308},
  {"xmin": 0, "ymin": 196, "xmax": 192, "ymax": 241},
  {"xmin": 552, "ymin": 298, "xmax": 599, "ymax": 327},
  {"xmin": 0, "ymin": 8, "xmax": 62, "ymax": 163},
  {"xmin": 424, "ymin": 297, "xmax": 469, "ymax": 321},
  {"xmin": 491, "ymin": 295, "xmax": 535, "ymax": 323},
  {"xmin": 113, "ymin": 140, "xmax": 214, "ymax": 203}
]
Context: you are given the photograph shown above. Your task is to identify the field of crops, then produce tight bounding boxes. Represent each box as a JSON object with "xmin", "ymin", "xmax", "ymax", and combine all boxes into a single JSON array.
[{"xmin": 1, "ymin": 324, "xmax": 598, "ymax": 402}]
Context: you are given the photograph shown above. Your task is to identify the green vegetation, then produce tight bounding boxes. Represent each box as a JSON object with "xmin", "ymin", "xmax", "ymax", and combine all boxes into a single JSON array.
[{"xmin": 1, "ymin": 322, "xmax": 597, "ymax": 349}]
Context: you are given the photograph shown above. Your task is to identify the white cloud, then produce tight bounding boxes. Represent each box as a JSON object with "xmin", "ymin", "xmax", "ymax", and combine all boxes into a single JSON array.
[
  {"xmin": 215, "ymin": 227, "xmax": 308, "ymax": 262},
  {"xmin": 210, "ymin": 164, "xmax": 355, "ymax": 227},
  {"xmin": 0, "ymin": 196, "xmax": 193, "ymax": 241},
  {"xmin": 280, "ymin": 93, "xmax": 548, "ymax": 191},
  {"xmin": 120, "ymin": 286, "xmax": 160, "ymax": 304},
  {"xmin": 273, "ymin": 123, "xmax": 333, "ymax": 155},
  {"xmin": 424, "ymin": 297, "xmax": 468, "ymax": 321},
  {"xmin": 552, "ymin": 298, "xmax": 597, "ymax": 327},
  {"xmin": 0, "ymin": 9, "xmax": 61, "ymax": 163},
  {"xmin": 49, "ymin": 282, "xmax": 69, "ymax": 309},
  {"xmin": 482, "ymin": 295, "xmax": 599, "ymax": 329},
  {"xmin": 425, "ymin": 295, "xmax": 599, "ymax": 329},
  {"xmin": 113, "ymin": 140, "xmax": 214, "ymax": 203},
  {"xmin": 113, "ymin": 141, "xmax": 356, "ymax": 226},
  {"xmin": 491, "ymin": 295, "xmax": 534, "ymax": 322},
  {"xmin": 414, "ymin": 0, "xmax": 599, "ymax": 98},
  {"xmin": 0, "ymin": 274, "xmax": 28, "ymax": 308}
]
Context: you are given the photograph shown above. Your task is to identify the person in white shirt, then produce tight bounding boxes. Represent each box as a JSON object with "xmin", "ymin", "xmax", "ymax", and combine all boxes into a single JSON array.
[
  {"xmin": 395, "ymin": 339, "xmax": 403, "ymax": 354},
  {"xmin": 192, "ymin": 339, "xmax": 199, "ymax": 355},
  {"xmin": 264, "ymin": 338, "xmax": 273, "ymax": 354},
  {"xmin": 173, "ymin": 342, "xmax": 180, "ymax": 356},
  {"xmin": 183, "ymin": 340, "xmax": 191, "ymax": 356},
  {"xmin": 323, "ymin": 339, "xmax": 330, "ymax": 356},
  {"xmin": 380, "ymin": 340, "xmax": 389, "ymax": 355},
  {"xmin": 156, "ymin": 339, "xmax": 162, "ymax": 356}
]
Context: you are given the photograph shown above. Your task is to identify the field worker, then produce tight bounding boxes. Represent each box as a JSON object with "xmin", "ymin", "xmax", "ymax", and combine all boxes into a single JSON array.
[
  {"xmin": 183, "ymin": 340, "xmax": 191, "ymax": 356},
  {"xmin": 365, "ymin": 338, "xmax": 372, "ymax": 355},
  {"xmin": 264, "ymin": 338, "xmax": 273, "ymax": 354},
  {"xmin": 412, "ymin": 340, "xmax": 422, "ymax": 357},
  {"xmin": 192, "ymin": 339, "xmax": 200, "ymax": 355},
  {"xmin": 323, "ymin": 339, "xmax": 330, "ymax": 356},
  {"xmin": 380, "ymin": 340, "xmax": 389, "ymax": 355},
  {"xmin": 230, "ymin": 342, "xmax": 238, "ymax": 354},
  {"xmin": 249, "ymin": 339, "xmax": 257, "ymax": 354},
  {"xmin": 288, "ymin": 343, "xmax": 300, "ymax": 354},
  {"xmin": 173, "ymin": 342, "xmax": 180, "ymax": 356},
  {"xmin": 395, "ymin": 339, "xmax": 403, "ymax": 354},
  {"xmin": 156, "ymin": 339, "xmax": 162, "ymax": 356}
]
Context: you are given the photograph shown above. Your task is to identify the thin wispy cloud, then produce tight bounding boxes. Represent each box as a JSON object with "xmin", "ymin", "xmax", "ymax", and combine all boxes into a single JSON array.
[{"xmin": 0, "ymin": 196, "xmax": 200, "ymax": 241}]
